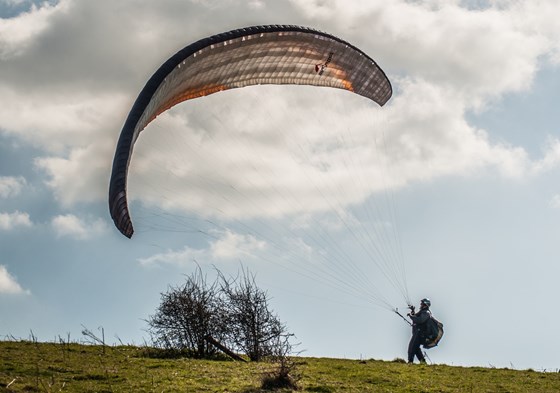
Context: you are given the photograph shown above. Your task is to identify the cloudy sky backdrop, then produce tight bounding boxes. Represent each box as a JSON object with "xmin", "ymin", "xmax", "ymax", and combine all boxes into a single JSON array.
[{"xmin": 1, "ymin": 0, "xmax": 560, "ymax": 370}]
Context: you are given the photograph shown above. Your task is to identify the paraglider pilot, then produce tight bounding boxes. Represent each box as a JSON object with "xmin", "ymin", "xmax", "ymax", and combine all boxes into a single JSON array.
[{"xmin": 407, "ymin": 298, "xmax": 431, "ymax": 364}]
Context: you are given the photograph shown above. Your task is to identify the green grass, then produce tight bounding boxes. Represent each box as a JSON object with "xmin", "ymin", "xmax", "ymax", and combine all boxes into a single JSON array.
[{"xmin": 1, "ymin": 340, "xmax": 559, "ymax": 392}]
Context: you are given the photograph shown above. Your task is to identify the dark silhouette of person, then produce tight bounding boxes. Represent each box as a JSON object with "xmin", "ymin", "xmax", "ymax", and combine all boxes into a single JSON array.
[{"xmin": 407, "ymin": 298, "xmax": 431, "ymax": 363}]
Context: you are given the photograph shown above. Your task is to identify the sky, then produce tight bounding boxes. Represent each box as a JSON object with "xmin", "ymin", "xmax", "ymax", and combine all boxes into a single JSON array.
[{"xmin": 1, "ymin": 0, "xmax": 560, "ymax": 371}]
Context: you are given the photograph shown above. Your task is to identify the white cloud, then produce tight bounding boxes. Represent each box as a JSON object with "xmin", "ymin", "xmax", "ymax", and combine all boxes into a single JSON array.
[
  {"xmin": 51, "ymin": 214, "xmax": 107, "ymax": 240},
  {"xmin": 0, "ymin": 87, "xmax": 127, "ymax": 154},
  {"xmin": 0, "ymin": 0, "xmax": 64, "ymax": 59},
  {"xmin": 0, "ymin": 176, "xmax": 26, "ymax": 198},
  {"xmin": 126, "ymin": 73, "xmax": 560, "ymax": 225},
  {"xmin": 1, "ymin": 0, "xmax": 560, "ymax": 226},
  {"xmin": 247, "ymin": 0, "xmax": 265, "ymax": 9},
  {"xmin": 36, "ymin": 141, "xmax": 114, "ymax": 206},
  {"xmin": 2, "ymin": 0, "xmax": 25, "ymax": 5},
  {"xmin": 288, "ymin": 0, "xmax": 557, "ymax": 103},
  {"xmin": 508, "ymin": 0, "xmax": 560, "ymax": 65},
  {"xmin": 550, "ymin": 195, "xmax": 560, "ymax": 209},
  {"xmin": 138, "ymin": 246, "xmax": 205, "ymax": 267},
  {"xmin": 529, "ymin": 138, "xmax": 560, "ymax": 175},
  {"xmin": 0, "ymin": 265, "xmax": 30, "ymax": 295},
  {"xmin": 0, "ymin": 211, "xmax": 32, "ymax": 230},
  {"xmin": 139, "ymin": 229, "xmax": 267, "ymax": 267},
  {"xmin": 210, "ymin": 230, "xmax": 267, "ymax": 260}
]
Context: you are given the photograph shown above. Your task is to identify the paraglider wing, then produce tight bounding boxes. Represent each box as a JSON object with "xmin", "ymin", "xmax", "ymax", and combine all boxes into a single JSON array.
[{"xmin": 109, "ymin": 25, "xmax": 392, "ymax": 238}]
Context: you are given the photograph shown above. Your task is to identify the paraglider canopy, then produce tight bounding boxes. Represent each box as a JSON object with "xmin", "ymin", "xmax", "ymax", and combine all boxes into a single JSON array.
[{"xmin": 109, "ymin": 25, "xmax": 392, "ymax": 238}]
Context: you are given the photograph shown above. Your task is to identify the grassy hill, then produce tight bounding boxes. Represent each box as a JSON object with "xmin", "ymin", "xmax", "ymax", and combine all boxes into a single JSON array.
[{"xmin": 1, "ymin": 340, "xmax": 559, "ymax": 392}]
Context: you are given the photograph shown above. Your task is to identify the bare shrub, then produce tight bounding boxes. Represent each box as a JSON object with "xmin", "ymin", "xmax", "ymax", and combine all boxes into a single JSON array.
[
  {"xmin": 146, "ymin": 266, "xmax": 227, "ymax": 358},
  {"xmin": 261, "ymin": 333, "xmax": 301, "ymax": 390},
  {"xmin": 219, "ymin": 268, "xmax": 287, "ymax": 362},
  {"xmin": 146, "ymin": 265, "xmax": 294, "ymax": 363}
]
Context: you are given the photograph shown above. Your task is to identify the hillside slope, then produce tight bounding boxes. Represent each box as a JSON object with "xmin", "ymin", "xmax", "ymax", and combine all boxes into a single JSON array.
[{"xmin": 1, "ymin": 341, "xmax": 559, "ymax": 392}]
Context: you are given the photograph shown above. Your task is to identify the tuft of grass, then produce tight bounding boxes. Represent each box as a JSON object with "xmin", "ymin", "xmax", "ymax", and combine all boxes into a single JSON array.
[
  {"xmin": 1, "ymin": 340, "xmax": 560, "ymax": 392},
  {"xmin": 261, "ymin": 364, "xmax": 300, "ymax": 391},
  {"xmin": 261, "ymin": 372, "xmax": 299, "ymax": 391}
]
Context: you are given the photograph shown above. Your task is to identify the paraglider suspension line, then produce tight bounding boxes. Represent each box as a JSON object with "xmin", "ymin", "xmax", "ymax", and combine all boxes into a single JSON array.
[{"xmin": 394, "ymin": 308, "xmax": 412, "ymax": 326}]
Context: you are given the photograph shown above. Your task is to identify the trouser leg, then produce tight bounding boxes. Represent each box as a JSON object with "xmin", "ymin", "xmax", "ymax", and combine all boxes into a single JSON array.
[
  {"xmin": 414, "ymin": 342, "xmax": 425, "ymax": 362},
  {"xmin": 408, "ymin": 333, "xmax": 425, "ymax": 363},
  {"xmin": 407, "ymin": 335, "xmax": 417, "ymax": 363}
]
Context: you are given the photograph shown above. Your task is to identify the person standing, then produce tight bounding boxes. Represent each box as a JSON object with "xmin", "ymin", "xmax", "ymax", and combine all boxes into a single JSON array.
[{"xmin": 407, "ymin": 298, "xmax": 431, "ymax": 364}]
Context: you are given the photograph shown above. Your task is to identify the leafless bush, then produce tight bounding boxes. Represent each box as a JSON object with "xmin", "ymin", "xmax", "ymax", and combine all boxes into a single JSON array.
[
  {"xmin": 146, "ymin": 266, "xmax": 227, "ymax": 358},
  {"xmin": 147, "ymin": 266, "xmax": 293, "ymax": 362},
  {"xmin": 219, "ymin": 268, "xmax": 287, "ymax": 362},
  {"xmin": 261, "ymin": 333, "xmax": 301, "ymax": 390}
]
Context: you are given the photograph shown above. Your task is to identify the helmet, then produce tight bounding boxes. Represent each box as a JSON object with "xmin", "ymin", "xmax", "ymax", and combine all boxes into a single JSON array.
[{"xmin": 421, "ymin": 298, "xmax": 431, "ymax": 307}]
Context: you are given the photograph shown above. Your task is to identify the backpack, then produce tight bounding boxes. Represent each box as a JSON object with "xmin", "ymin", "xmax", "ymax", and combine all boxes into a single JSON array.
[{"xmin": 423, "ymin": 315, "xmax": 444, "ymax": 349}]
